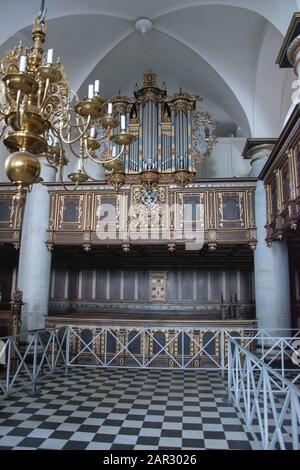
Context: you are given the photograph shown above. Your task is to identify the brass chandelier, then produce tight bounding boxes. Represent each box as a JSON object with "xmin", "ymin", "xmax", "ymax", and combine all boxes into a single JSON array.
[{"xmin": 0, "ymin": 3, "xmax": 136, "ymax": 204}]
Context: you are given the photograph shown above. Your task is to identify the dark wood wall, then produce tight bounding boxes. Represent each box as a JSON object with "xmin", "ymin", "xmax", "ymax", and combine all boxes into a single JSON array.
[
  {"xmin": 0, "ymin": 247, "xmax": 18, "ymax": 308},
  {"xmin": 50, "ymin": 267, "xmax": 254, "ymax": 304}
]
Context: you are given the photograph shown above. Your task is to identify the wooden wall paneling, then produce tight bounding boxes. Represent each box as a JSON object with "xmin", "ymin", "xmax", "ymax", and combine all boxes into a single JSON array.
[
  {"xmin": 227, "ymin": 270, "xmax": 238, "ymax": 300},
  {"xmin": 168, "ymin": 270, "xmax": 178, "ymax": 301},
  {"xmin": 181, "ymin": 269, "xmax": 193, "ymax": 301},
  {"xmin": 240, "ymin": 270, "xmax": 252, "ymax": 303},
  {"xmin": 96, "ymin": 270, "xmax": 107, "ymax": 300},
  {"xmin": 82, "ymin": 270, "xmax": 93, "ymax": 300},
  {"xmin": 211, "ymin": 271, "xmax": 222, "ymax": 302},
  {"xmin": 196, "ymin": 270, "xmax": 209, "ymax": 302},
  {"xmin": 138, "ymin": 271, "xmax": 148, "ymax": 301},
  {"xmin": 54, "ymin": 270, "xmax": 66, "ymax": 299},
  {"xmin": 124, "ymin": 270, "xmax": 135, "ymax": 301},
  {"xmin": 109, "ymin": 269, "xmax": 121, "ymax": 301},
  {"xmin": 67, "ymin": 270, "xmax": 79, "ymax": 299}
]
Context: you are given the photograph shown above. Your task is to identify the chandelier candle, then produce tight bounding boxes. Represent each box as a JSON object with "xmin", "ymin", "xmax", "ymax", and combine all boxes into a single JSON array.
[
  {"xmin": 94, "ymin": 80, "xmax": 100, "ymax": 94},
  {"xmin": 19, "ymin": 55, "xmax": 27, "ymax": 72},
  {"xmin": 107, "ymin": 102, "xmax": 113, "ymax": 115},
  {"xmin": 46, "ymin": 49, "xmax": 54, "ymax": 64},
  {"xmin": 77, "ymin": 158, "xmax": 83, "ymax": 171},
  {"xmin": 121, "ymin": 115, "xmax": 126, "ymax": 130},
  {"xmin": 88, "ymin": 84, "xmax": 94, "ymax": 99}
]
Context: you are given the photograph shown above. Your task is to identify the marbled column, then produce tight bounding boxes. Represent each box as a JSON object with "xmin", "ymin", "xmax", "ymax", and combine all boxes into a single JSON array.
[
  {"xmin": 248, "ymin": 145, "xmax": 291, "ymax": 333},
  {"xmin": 17, "ymin": 159, "xmax": 57, "ymax": 332}
]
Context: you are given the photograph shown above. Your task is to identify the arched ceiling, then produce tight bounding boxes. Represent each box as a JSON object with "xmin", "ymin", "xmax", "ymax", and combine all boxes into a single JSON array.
[{"xmin": 0, "ymin": 0, "xmax": 297, "ymax": 137}]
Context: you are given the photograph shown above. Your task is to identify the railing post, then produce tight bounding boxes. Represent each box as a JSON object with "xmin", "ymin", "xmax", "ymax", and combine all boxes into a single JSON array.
[
  {"xmin": 104, "ymin": 328, "xmax": 107, "ymax": 367},
  {"xmin": 182, "ymin": 330, "xmax": 184, "ymax": 369},
  {"xmin": 5, "ymin": 339, "xmax": 12, "ymax": 395},
  {"xmin": 262, "ymin": 369, "xmax": 269, "ymax": 450},
  {"xmin": 142, "ymin": 328, "xmax": 145, "ymax": 368},
  {"xmin": 65, "ymin": 326, "xmax": 70, "ymax": 375},
  {"xmin": 220, "ymin": 329, "xmax": 225, "ymax": 376},
  {"xmin": 234, "ymin": 344, "xmax": 239, "ymax": 405},
  {"xmin": 291, "ymin": 390, "xmax": 300, "ymax": 450},
  {"xmin": 280, "ymin": 339, "xmax": 285, "ymax": 390},
  {"xmin": 51, "ymin": 330, "xmax": 55, "ymax": 373},
  {"xmin": 31, "ymin": 333, "xmax": 38, "ymax": 395},
  {"xmin": 227, "ymin": 337, "xmax": 232, "ymax": 401}
]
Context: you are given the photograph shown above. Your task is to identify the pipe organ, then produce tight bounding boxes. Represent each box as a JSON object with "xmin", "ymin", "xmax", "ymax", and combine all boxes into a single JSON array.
[{"xmin": 106, "ymin": 71, "xmax": 216, "ymax": 187}]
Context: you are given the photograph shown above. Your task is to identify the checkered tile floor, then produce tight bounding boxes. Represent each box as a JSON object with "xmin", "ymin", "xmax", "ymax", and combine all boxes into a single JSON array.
[{"xmin": 0, "ymin": 368, "xmax": 255, "ymax": 450}]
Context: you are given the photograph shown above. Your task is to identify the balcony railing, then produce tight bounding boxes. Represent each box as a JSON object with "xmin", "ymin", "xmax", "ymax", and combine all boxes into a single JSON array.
[{"xmin": 227, "ymin": 335, "xmax": 300, "ymax": 450}]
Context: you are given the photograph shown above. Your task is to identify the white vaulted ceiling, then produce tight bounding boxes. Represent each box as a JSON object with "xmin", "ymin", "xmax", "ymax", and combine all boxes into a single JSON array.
[{"xmin": 0, "ymin": 0, "xmax": 298, "ymax": 137}]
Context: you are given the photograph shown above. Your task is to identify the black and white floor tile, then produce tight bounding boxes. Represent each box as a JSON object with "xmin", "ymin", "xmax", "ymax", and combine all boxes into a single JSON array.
[{"xmin": 0, "ymin": 368, "xmax": 255, "ymax": 450}]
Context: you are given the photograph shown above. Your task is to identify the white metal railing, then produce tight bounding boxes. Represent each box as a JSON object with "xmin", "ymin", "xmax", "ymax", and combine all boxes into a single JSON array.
[
  {"xmin": 1, "ymin": 326, "xmax": 299, "ymax": 399},
  {"xmin": 228, "ymin": 336, "xmax": 300, "ymax": 450},
  {"xmin": 226, "ymin": 331, "xmax": 300, "ymax": 389},
  {"xmin": 65, "ymin": 326, "xmax": 230, "ymax": 370},
  {"xmin": 65, "ymin": 326, "xmax": 300, "ymax": 373},
  {"xmin": 0, "ymin": 328, "xmax": 67, "ymax": 398}
]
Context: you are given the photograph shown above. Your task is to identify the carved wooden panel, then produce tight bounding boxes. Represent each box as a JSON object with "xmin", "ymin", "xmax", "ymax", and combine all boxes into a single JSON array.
[
  {"xmin": 58, "ymin": 194, "xmax": 84, "ymax": 230},
  {"xmin": 295, "ymin": 147, "xmax": 300, "ymax": 198},
  {"xmin": 93, "ymin": 194, "xmax": 124, "ymax": 241},
  {"xmin": 174, "ymin": 192, "xmax": 206, "ymax": 241},
  {"xmin": 281, "ymin": 160, "xmax": 290, "ymax": 204},
  {"xmin": 149, "ymin": 272, "xmax": 168, "ymax": 302},
  {"xmin": 216, "ymin": 192, "xmax": 245, "ymax": 229},
  {"xmin": 0, "ymin": 191, "xmax": 22, "ymax": 247},
  {"xmin": 46, "ymin": 182, "xmax": 257, "ymax": 249}
]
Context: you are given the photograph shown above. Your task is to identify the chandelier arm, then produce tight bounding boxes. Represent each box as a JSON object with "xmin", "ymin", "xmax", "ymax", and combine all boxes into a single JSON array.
[
  {"xmin": 58, "ymin": 160, "xmax": 78, "ymax": 192},
  {"xmin": 95, "ymin": 126, "xmax": 111, "ymax": 142},
  {"xmin": 70, "ymin": 89, "xmax": 81, "ymax": 104},
  {"xmin": 69, "ymin": 141, "xmax": 82, "ymax": 159},
  {"xmin": 42, "ymin": 91, "xmax": 68, "ymax": 119},
  {"xmin": 80, "ymin": 167, "xmax": 101, "ymax": 182},
  {"xmin": 5, "ymin": 88, "xmax": 14, "ymax": 110},
  {"xmin": 0, "ymin": 123, "xmax": 7, "ymax": 140},
  {"xmin": 44, "ymin": 151, "xmax": 57, "ymax": 167},
  {"xmin": 40, "ymin": 77, "xmax": 50, "ymax": 109},
  {"xmin": 59, "ymin": 114, "xmax": 91, "ymax": 145},
  {"xmin": 15, "ymin": 89, "xmax": 23, "ymax": 130},
  {"xmin": 85, "ymin": 139, "xmax": 125, "ymax": 164}
]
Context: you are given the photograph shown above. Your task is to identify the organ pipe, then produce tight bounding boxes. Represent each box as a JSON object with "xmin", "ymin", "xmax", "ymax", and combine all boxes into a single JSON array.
[{"xmin": 109, "ymin": 71, "xmax": 216, "ymax": 177}]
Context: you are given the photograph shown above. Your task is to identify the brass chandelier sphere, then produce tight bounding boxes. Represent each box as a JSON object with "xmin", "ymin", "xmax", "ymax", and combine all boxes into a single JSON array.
[{"xmin": 5, "ymin": 151, "xmax": 41, "ymax": 185}]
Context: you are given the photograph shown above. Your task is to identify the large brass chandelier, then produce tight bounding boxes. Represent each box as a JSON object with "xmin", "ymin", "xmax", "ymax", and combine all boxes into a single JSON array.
[{"xmin": 0, "ymin": 3, "xmax": 136, "ymax": 204}]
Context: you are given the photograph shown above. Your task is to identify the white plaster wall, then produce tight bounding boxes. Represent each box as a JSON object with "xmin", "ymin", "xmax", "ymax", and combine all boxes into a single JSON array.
[
  {"xmin": 0, "ymin": 141, "xmax": 9, "ymax": 182},
  {"xmin": 253, "ymin": 23, "xmax": 294, "ymax": 137},
  {"xmin": 197, "ymin": 138, "xmax": 250, "ymax": 178}
]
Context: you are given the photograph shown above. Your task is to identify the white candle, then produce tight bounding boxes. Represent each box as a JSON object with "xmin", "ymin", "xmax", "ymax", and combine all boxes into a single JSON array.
[
  {"xmin": 88, "ymin": 84, "xmax": 94, "ymax": 99},
  {"xmin": 19, "ymin": 55, "xmax": 27, "ymax": 72},
  {"xmin": 47, "ymin": 49, "xmax": 54, "ymax": 64},
  {"xmin": 77, "ymin": 159, "xmax": 83, "ymax": 171},
  {"xmin": 112, "ymin": 146, "xmax": 117, "ymax": 157},
  {"xmin": 121, "ymin": 115, "xmax": 126, "ymax": 130},
  {"xmin": 94, "ymin": 80, "xmax": 100, "ymax": 94},
  {"xmin": 107, "ymin": 102, "xmax": 113, "ymax": 114},
  {"xmin": 90, "ymin": 127, "xmax": 96, "ymax": 138}
]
